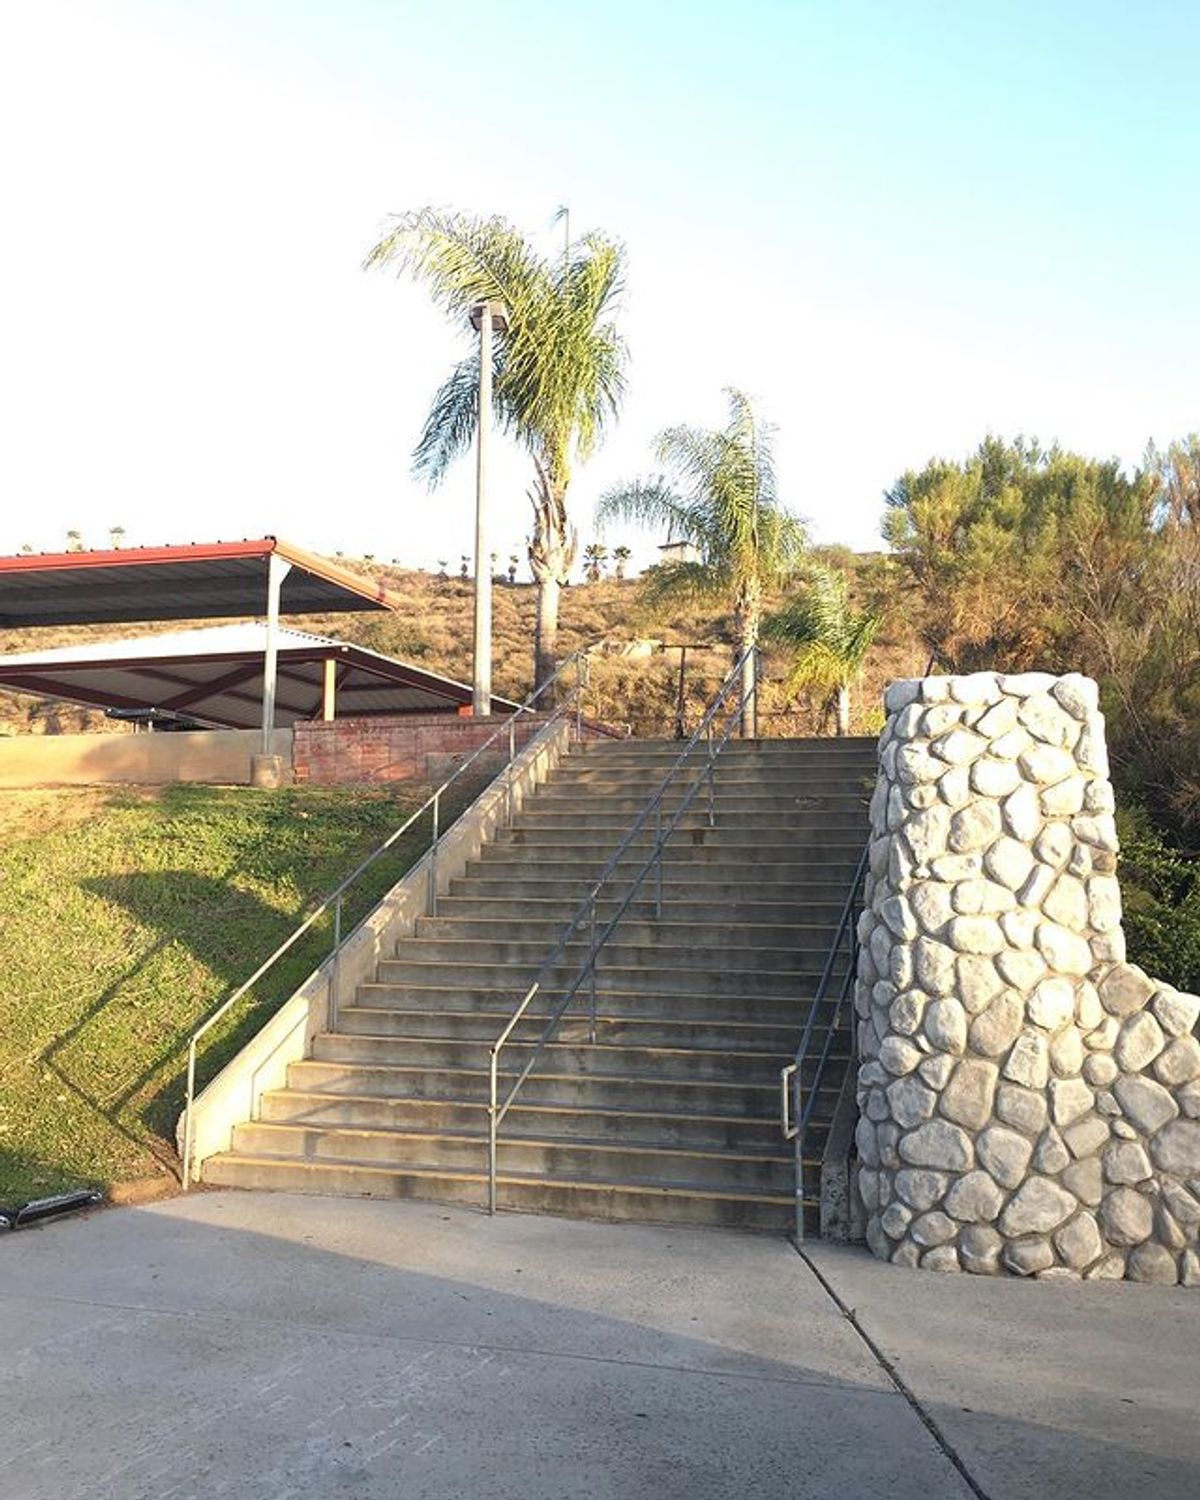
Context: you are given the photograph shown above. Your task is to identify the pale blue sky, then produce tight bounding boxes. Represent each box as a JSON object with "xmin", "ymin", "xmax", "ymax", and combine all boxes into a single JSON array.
[{"xmin": 1, "ymin": 0, "xmax": 1196, "ymax": 570}]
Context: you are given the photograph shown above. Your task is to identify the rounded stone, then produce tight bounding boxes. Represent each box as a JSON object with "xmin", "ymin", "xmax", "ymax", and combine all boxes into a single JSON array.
[
  {"xmin": 1114, "ymin": 1012, "xmax": 1166, "ymax": 1073},
  {"xmin": 918, "ymin": 1054, "xmax": 955, "ymax": 1090},
  {"xmin": 1072, "ymin": 813, "xmax": 1118, "ymax": 852},
  {"xmin": 997, "ymin": 949, "xmax": 1047, "ymax": 991},
  {"xmin": 1153, "ymin": 988, "xmax": 1200, "ymax": 1038},
  {"xmin": 855, "ymin": 1117, "xmax": 880, "ymax": 1168},
  {"xmin": 889, "ymin": 990, "xmax": 927, "ymax": 1036},
  {"xmin": 1060, "ymin": 1155, "xmax": 1103, "ymax": 1206},
  {"xmin": 898, "ymin": 1120, "xmax": 975, "ymax": 1171},
  {"xmin": 885, "ymin": 679, "xmax": 922, "ymax": 714},
  {"xmin": 971, "ymin": 757, "xmax": 1023, "ymax": 797},
  {"xmin": 947, "ymin": 915, "xmax": 1007, "ymax": 956},
  {"xmin": 1003, "ymin": 1031, "xmax": 1050, "ymax": 1090},
  {"xmin": 1149, "ymin": 1119, "xmax": 1200, "ymax": 1177},
  {"xmin": 879, "ymin": 1036, "xmax": 923, "ymax": 1075},
  {"xmin": 1035, "ymin": 922, "xmax": 1093, "ymax": 977},
  {"xmin": 1042, "ymin": 873, "xmax": 1088, "ymax": 929},
  {"xmin": 1154, "ymin": 1035, "xmax": 1200, "ymax": 1086},
  {"xmin": 1049, "ymin": 1026, "xmax": 1084, "ymax": 1078},
  {"xmin": 1126, "ymin": 1242, "xmax": 1180, "ymax": 1285},
  {"xmin": 952, "ymin": 879, "xmax": 1016, "ymax": 916},
  {"xmin": 959, "ymin": 1223, "xmax": 1004, "ymax": 1275},
  {"xmin": 949, "ymin": 672, "xmax": 1003, "ymax": 704},
  {"xmin": 977, "ymin": 1125, "xmax": 1034, "ymax": 1189},
  {"xmin": 999, "ymin": 1176, "xmax": 1077, "ymax": 1235},
  {"xmin": 976, "ymin": 698, "xmax": 1019, "ymax": 738},
  {"xmin": 1033, "ymin": 1126, "xmax": 1070, "ymax": 1174},
  {"xmin": 1028, "ymin": 977, "xmax": 1075, "ymax": 1032},
  {"xmin": 1002, "ymin": 783, "xmax": 1042, "ymax": 841},
  {"xmin": 910, "ymin": 1209, "xmax": 958, "ymax": 1247},
  {"xmin": 1080, "ymin": 1050, "xmax": 1122, "ymax": 1086},
  {"xmin": 1053, "ymin": 1211, "xmax": 1103, "ymax": 1271},
  {"xmin": 969, "ymin": 992, "xmax": 1025, "ymax": 1058},
  {"xmin": 880, "ymin": 1201, "xmax": 913, "ymax": 1239},
  {"xmin": 1099, "ymin": 965, "xmax": 1156, "ymax": 1018},
  {"xmin": 1102, "ymin": 1140, "xmax": 1152, "ymax": 1185},
  {"xmin": 984, "ymin": 837, "xmax": 1036, "ymax": 891},
  {"xmin": 1099, "ymin": 1187, "xmax": 1154, "ymax": 1246},
  {"xmin": 949, "ymin": 802, "xmax": 1004, "ymax": 855},
  {"xmin": 931, "ymin": 728, "xmax": 988, "ymax": 766},
  {"xmin": 995, "ymin": 1082, "xmax": 1048, "ymax": 1135},
  {"xmin": 1052, "ymin": 675, "xmax": 1099, "ymax": 719},
  {"xmin": 957, "ymin": 955, "xmax": 1005, "ymax": 1014},
  {"xmin": 1019, "ymin": 743, "xmax": 1076, "ymax": 786},
  {"xmin": 1087, "ymin": 877, "xmax": 1122, "ymax": 933},
  {"xmin": 1040, "ymin": 778, "xmax": 1086, "ymax": 818},
  {"xmin": 1035, "ymin": 822, "xmax": 1074, "ymax": 868},
  {"xmin": 1002, "ymin": 1236, "xmax": 1055, "ymax": 1276},
  {"xmin": 1049, "ymin": 1076, "xmax": 1094, "ymax": 1128},
  {"xmin": 914, "ymin": 937, "xmax": 957, "ymax": 997},
  {"xmin": 910, "ymin": 882, "xmax": 955, "ymax": 934},
  {"xmin": 886, "ymin": 1075, "xmax": 938, "ymax": 1129},
  {"xmin": 1062, "ymin": 1113, "xmax": 1110, "ymax": 1159},
  {"xmin": 921, "ymin": 1244, "xmax": 961, "ymax": 1273},
  {"xmin": 924, "ymin": 996, "xmax": 968, "ymax": 1054},
  {"xmin": 939, "ymin": 1058, "xmax": 999, "ymax": 1130},
  {"xmin": 1112, "ymin": 1074, "xmax": 1178, "ymax": 1134},
  {"xmin": 894, "ymin": 1168, "xmax": 950, "ymax": 1212},
  {"xmin": 1018, "ymin": 692, "xmax": 1079, "ymax": 748},
  {"xmin": 943, "ymin": 1170, "xmax": 1004, "ymax": 1223}
]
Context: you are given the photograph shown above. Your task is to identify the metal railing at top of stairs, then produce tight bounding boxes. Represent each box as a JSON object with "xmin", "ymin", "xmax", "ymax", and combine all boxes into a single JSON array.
[
  {"xmin": 180, "ymin": 647, "xmax": 599, "ymax": 1190},
  {"xmin": 484, "ymin": 646, "xmax": 758, "ymax": 1214},
  {"xmin": 780, "ymin": 842, "xmax": 869, "ymax": 1243}
]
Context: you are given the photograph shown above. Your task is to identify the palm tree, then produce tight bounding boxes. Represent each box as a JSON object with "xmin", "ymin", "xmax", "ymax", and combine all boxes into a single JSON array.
[
  {"xmin": 583, "ymin": 542, "xmax": 608, "ymax": 583},
  {"xmin": 598, "ymin": 389, "xmax": 806, "ymax": 736},
  {"xmin": 612, "ymin": 544, "xmax": 632, "ymax": 580},
  {"xmin": 364, "ymin": 209, "xmax": 627, "ymax": 688},
  {"xmin": 109, "ymin": 524, "xmax": 125, "ymax": 550},
  {"xmin": 65, "ymin": 529, "xmax": 83, "ymax": 553},
  {"xmin": 763, "ymin": 563, "xmax": 881, "ymax": 735}
]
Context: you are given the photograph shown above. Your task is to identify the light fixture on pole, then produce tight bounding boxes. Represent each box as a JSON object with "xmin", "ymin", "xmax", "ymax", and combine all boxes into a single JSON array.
[{"xmin": 469, "ymin": 297, "xmax": 509, "ymax": 716}]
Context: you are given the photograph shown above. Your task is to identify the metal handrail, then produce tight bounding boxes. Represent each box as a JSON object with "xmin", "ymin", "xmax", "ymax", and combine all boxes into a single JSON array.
[
  {"xmin": 780, "ymin": 843, "xmax": 868, "ymax": 1242},
  {"xmin": 484, "ymin": 647, "xmax": 758, "ymax": 1213},
  {"xmin": 179, "ymin": 646, "xmax": 597, "ymax": 1188}
]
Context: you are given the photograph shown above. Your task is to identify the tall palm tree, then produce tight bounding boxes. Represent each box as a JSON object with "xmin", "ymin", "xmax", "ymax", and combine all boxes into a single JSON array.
[
  {"xmin": 763, "ymin": 563, "xmax": 881, "ymax": 735},
  {"xmin": 597, "ymin": 389, "xmax": 806, "ymax": 736},
  {"xmin": 364, "ymin": 209, "xmax": 627, "ymax": 689}
]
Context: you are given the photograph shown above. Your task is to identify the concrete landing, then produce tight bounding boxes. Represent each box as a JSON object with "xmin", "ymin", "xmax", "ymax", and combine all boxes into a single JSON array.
[{"xmin": 0, "ymin": 1194, "xmax": 1196, "ymax": 1499}]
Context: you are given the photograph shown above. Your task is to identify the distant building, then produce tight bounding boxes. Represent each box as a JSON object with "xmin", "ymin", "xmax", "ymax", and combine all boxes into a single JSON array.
[{"xmin": 658, "ymin": 538, "xmax": 699, "ymax": 566}]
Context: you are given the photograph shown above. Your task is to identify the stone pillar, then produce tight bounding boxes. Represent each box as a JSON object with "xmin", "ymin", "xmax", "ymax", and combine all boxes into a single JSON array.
[{"xmin": 857, "ymin": 671, "xmax": 1200, "ymax": 1284}]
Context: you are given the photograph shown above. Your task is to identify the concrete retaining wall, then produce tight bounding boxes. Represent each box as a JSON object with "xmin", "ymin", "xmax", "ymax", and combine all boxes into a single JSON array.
[
  {"xmin": 0, "ymin": 728, "xmax": 293, "ymax": 788},
  {"xmin": 857, "ymin": 672, "xmax": 1200, "ymax": 1283}
]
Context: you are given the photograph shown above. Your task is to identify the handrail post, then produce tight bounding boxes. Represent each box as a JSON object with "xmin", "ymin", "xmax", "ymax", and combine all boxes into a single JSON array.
[
  {"xmin": 330, "ymin": 893, "xmax": 343, "ymax": 1030},
  {"xmin": 794, "ymin": 1067, "xmax": 806, "ymax": 1244},
  {"xmin": 575, "ymin": 654, "xmax": 585, "ymax": 744},
  {"xmin": 182, "ymin": 1039, "xmax": 197, "ymax": 1191},
  {"xmin": 506, "ymin": 719, "xmax": 516, "ymax": 826},
  {"xmin": 488, "ymin": 1047, "xmax": 499, "ymax": 1215},
  {"xmin": 588, "ymin": 895, "xmax": 598, "ymax": 1044},
  {"xmin": 706, "ymin": 723, "xmax": 716, "ymax": 828},
  {"xmin": 654, "ymin": 800, "xmax": 663, "ymax": 919},
  {"xmin": 428, "ymin": 789, "xmax": 441, "ymax": 916}
]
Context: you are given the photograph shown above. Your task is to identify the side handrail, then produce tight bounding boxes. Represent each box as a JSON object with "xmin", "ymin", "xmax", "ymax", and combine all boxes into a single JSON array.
[
  {"xmin": 780, "ymin": 843, "xmax": 868, "ymax": 1242},
  {"xmin": 180, "ymin": 645, "xmax": 596, "ymax": 1187},
  {"xmin": 485, "ymin": 647, "xmax": 757, "ymax": 1212}
]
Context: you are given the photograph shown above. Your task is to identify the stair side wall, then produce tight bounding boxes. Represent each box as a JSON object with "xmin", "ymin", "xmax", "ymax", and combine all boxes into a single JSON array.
[{"xmin": 856, "ymin": 671, "xmax": 1200, "ymax": 1284}]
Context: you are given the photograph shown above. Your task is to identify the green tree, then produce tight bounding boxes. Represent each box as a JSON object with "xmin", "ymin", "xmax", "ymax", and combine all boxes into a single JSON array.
[
  {"xmin": 612, "ymin": 544, "xmax": 632, "ymax": 580},
  {"xmin": 583, "ymin": 542, "xmax": 608, "ymax": 583},
  {"xmin": 365, "ymin": 209, "xmax": 627, "ymax": 688},
  {"xmin": 763, "ymin": 563, "xmax": 881, "ymax": 735},
  {"xmin": 598, "ymin": 389, "xmax": 806, "ymax": 736}
]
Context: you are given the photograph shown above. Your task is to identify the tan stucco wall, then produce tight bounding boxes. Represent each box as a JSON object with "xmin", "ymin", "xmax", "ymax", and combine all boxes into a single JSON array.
[{"xmin": 0, "ymin": 728, "xmax": 293, "ymax": 787}]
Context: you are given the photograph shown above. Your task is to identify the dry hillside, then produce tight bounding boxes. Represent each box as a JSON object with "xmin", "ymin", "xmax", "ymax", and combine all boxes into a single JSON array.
[{"xmin": 0, "ymin": 556, "xmax": 926, "ymax": 740}]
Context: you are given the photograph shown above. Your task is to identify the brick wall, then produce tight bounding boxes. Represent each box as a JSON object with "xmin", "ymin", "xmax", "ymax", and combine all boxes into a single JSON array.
[{"xmin": 292, "ymin": 714, "xmax": 560, "ymax": 786}]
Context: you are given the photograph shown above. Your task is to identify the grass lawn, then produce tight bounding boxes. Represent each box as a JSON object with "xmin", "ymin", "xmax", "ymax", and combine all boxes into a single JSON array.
[{"xmin": 0, "ymin": 780, "xmax": 473, "ymax": 1204}]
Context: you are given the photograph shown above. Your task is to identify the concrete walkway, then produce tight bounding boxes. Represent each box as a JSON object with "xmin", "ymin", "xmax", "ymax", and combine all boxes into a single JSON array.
[{"xmin": 1, "ymin": 1193, "xmax": 1196, "ymax": 1500}]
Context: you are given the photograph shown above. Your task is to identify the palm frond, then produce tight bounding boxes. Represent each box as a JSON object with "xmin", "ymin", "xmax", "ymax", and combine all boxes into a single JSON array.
[{"xmin": 412, "ymin": 353, "xmax": 481, "ymax": 486}]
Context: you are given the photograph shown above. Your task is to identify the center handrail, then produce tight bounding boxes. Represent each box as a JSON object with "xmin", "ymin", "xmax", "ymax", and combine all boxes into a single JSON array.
[
  {"xmin": 485, "ymin": 647, "xmax": 757, "ymax": 1212},
  {"xmin": 180, "ymin": 645, "xmax": 598, "ymax": 1188}
]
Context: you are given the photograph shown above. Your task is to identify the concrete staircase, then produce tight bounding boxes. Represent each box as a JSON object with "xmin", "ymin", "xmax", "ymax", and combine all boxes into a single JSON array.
[{"xmin": 203, "ymin": 736, "xmax": 875, "ymax": 1231}]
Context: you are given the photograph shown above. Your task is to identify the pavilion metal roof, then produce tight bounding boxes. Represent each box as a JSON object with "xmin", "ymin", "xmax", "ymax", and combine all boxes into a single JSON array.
[
  {"xmin": 0, "ymin": 538, "xmax": 400, "ymax": 628},
  {"xmin": 0, "ymin": 624, "xmax": 517, "ymax": 729}
]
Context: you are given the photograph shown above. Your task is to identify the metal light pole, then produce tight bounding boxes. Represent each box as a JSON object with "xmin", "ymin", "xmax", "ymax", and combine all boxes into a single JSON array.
[{"xmin": 470, "ymin": 298, "xmax": 509, "ymax": 716}]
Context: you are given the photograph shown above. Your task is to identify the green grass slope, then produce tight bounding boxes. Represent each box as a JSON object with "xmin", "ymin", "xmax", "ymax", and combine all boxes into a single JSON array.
[{"xmin": 0, "ymin": 781, "xmax": 468, "ymax": 1203}]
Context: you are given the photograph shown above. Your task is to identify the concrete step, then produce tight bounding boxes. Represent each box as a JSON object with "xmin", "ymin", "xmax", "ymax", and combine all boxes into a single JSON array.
[
  {"xmin": 510, "ymin": 808, "xmax": 869, "ymax": 833},
  {"xmin": 374, "ymin": 958, "xmax": 847, "ymax": 994},
  {"xmin": 434, "ymin": 894, "xmax": 847, "ymax": 924},
  {"xmin": 354, "ymin": 982, "xmax": 837, "ymax": 1028},
  {"xmin": 460, "ymin": 861, "xmax": 860, "ymax": 892},
  {"xmin": 537, "ymin": 779, "xmax": 872, "ymax": 802},
  {"xmin": 491, "ymin": 826, "xmax": 865, "ymax": 853},
  {"xmin": 285, "ymin": 1058, "xmax": 803, "ymax": 1117},
  {"xmin": 229, "ymin": 1120, "xmax": 794, "ymax": 1192},
  {"xmin": 410, "ymin": 916, "xmax": 838, "ymax": 949},
  {"xmin": 386, "ymin": 933, "xmax": 843, "ymax": 969},
  {"xmin": 337, "ymin": 1003, "xmax": 799, "ymax": 1051},
  {"xmin": 202, "ymin": 1153, "xmax": 803, "ymax": 1231},
  {"xmin": 310, "ymin": 1032, "xmax": 793, "ymax": 1083},
  {"xmin": 257, "ymin": 1088, "xmax": 804, "ymax": 1151}
]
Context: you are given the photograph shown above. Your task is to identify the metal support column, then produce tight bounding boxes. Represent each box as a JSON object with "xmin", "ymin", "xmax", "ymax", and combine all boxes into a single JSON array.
[{"xmin": 261, "ymin": 551, "xmax": 292, "ymax": 754}]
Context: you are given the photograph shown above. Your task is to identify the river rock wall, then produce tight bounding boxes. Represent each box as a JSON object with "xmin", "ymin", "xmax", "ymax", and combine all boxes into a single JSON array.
[{"xmin": 856, "ymin": 671, "xmax": 1200, "ymax": 1283}]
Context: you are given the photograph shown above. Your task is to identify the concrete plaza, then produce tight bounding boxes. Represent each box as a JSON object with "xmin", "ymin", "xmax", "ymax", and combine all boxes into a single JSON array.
[{"xmin": 1, "ymin": 1191, "xmax": 1196, "ymax": 1499}]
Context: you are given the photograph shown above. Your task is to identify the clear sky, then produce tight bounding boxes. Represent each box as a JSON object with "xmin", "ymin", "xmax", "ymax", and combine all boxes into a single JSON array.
[{"xmin": 1, "ymin": 0, "xmax": 1197, "ymax": 572}]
